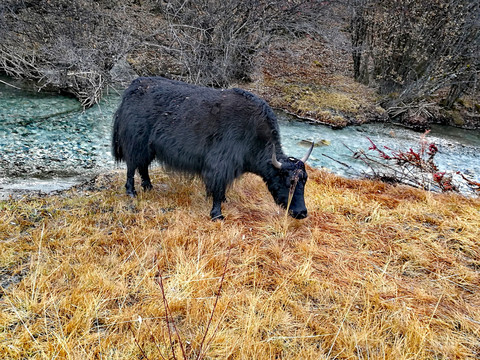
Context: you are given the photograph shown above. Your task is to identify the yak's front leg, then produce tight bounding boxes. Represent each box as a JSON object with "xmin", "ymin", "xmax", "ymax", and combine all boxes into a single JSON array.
[
  {"xmin": 206, "ymin": 182, "xmax": 226, "ymax": 221},
  {"xmin": 210, "ymin": 193, "xmax": 225, "ymax": 221},
  {"xmin": 203, "ymin": 163, "xmax": 227, "ymax": 220}
]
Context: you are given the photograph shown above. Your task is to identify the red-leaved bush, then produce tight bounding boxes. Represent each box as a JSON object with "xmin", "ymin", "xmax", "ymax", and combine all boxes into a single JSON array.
[{"xmin": 348, "ymin": 131, "xmax": 479, "ymax": 195}]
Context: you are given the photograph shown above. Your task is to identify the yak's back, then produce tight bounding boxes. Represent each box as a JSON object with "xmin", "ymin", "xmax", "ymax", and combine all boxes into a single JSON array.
[{"xmin": 113, "ymin": 77, "xmax": 282, "ymax": 164}]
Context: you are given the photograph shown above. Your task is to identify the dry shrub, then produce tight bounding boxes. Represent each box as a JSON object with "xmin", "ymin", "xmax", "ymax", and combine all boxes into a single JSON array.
[
  {"xmin": 350, "ymin": 0, "xmax": 480, "ymax": 127},
  {"xmin": 1, "ymin": 168, "xmax": 479, "ymax": 359}
]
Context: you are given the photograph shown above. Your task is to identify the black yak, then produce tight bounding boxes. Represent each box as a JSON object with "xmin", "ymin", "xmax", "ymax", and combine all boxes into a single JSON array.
[{"xmin": 112, "ymin": 77, "xmax": 314, "ymax": 220}]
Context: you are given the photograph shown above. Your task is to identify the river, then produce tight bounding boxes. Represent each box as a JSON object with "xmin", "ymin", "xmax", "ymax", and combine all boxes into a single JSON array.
[{"xmin": 1, "ymin": 80, "xmax": 479, "ymax": 199}]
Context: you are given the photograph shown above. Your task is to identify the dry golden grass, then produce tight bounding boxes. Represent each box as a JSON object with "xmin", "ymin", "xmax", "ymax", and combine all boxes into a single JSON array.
[{"xmin": 1, "ymin": 168, "xmax": 479, "ymax": 359}]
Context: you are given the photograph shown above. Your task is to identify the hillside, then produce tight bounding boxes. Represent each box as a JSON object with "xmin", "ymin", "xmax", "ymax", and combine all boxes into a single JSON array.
[
  {"xmin": 246, "ymin": 36, "xmax": 386, "ymax": 128},
  {"xmin": 1, "ymin": 169, "xmax": 479, "ymax": 358}
]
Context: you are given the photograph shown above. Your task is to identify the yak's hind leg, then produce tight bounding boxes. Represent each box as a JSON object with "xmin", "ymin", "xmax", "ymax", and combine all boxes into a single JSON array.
[
  {"xmin": 139, "ymin": 165, "xmax": 153, "ymax": 191},
  {"xmin": 125, "ymin": 164, "xmax": 137, "ymax": 197},
  {"xmin": 125, "ymin": 164, "xmax": 153, "ymax": 197}
]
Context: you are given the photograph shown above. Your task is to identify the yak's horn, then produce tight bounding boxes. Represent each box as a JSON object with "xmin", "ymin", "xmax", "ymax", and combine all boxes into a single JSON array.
[
  {"xmin": 272, "ymin": 145, "xmax": 283, "ymax": 169},
  {"xmin": 301, "ymin": 142, "xmax": 314, "ymax": 163}
]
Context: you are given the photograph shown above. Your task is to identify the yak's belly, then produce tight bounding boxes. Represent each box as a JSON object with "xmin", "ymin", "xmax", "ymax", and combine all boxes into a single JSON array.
[{"xmin": 150, "ymin": 135, "xmax": 206, "ymax": 174}]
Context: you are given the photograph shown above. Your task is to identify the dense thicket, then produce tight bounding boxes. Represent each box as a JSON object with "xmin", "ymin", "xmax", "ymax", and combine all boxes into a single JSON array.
[
  {"xmin": 350, "ymin": 0, "xmax": 480, "ymax": 125},
  {"xmin": 0, "ymin": 0, "xmax": 144, "ymax": 107},
  {"xmin": 158, "ymin": 0, "xmax": 329, "ymax": 86},
  {"xmin": 1, "ymin": 0, "xmax": 479, "ymax": 127},
  {"xmin": 0, "ymin": 0, "xmax": 326, "ymax": 106}
]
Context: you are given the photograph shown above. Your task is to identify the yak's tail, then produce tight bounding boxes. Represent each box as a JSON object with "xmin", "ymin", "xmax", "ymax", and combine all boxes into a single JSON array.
[{"xmin": 112, "ymin": 111, "xmax": 124, "ymax": 162}]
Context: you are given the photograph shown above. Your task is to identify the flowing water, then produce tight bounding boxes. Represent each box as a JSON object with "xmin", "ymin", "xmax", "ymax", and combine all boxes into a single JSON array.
[
  {"xmin": 1, "ymin": 79, "xmax": 479, "ymax": 199},
  {"xmin": 280, "ymin": 117, "xmax": 480, "ymax": 180}
]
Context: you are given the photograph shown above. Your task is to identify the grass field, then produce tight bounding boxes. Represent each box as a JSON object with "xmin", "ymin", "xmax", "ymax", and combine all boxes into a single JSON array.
[{"xmin": 1, "ymin": 168, "xmax": 479, "ymax": 359}]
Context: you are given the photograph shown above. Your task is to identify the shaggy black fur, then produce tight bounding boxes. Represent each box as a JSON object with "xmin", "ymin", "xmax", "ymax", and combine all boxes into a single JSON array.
[{"xmin": 112, "ymin": 76, "xmax": 311, "ymax": 220}]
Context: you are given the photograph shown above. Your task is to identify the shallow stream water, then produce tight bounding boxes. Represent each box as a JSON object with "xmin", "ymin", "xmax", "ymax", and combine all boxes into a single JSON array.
[{"xmin": 1, "ymin": 79, "xmax": 479, "ymax": 199}]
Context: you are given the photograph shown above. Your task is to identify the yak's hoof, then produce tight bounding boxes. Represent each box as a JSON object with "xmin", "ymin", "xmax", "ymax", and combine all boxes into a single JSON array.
[
  {"xmin": 211, "ymin": 214, "xmax": 225, "ymax": 221},
  {"xmin": 126, "ymin": 190, "xmax": 137, "ymax": 197},
  {"xmin": 142, "ymin": 182, "xmax": 153, "ymax": 191}
]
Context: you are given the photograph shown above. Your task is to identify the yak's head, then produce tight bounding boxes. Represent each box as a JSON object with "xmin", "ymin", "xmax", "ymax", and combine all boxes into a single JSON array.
[{"xmin": 266, "ymin": 143, "xmax": 314, "ymax": 219}]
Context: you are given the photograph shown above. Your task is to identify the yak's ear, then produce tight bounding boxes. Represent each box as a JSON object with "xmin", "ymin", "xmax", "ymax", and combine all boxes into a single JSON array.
[{"xmin": 271, "ymin": 145, "xmax": 282, "ymax": 169}]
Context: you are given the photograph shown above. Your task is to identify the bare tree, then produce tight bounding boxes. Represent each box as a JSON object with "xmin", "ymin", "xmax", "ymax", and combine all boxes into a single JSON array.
[
  {"xmin": 0, "ymin": 0, "xmax": 143, "ymax": 107},
  {"xmin": 157, "ymin": 0, "xmax": 330, "ymax": 86},
  {"xmin": 349, "ymin": 0, "xmax": 480, "ymax": 124}
]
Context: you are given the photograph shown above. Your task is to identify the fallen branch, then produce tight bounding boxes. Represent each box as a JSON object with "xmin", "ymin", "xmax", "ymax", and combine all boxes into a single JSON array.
[{"xmin": 0, "ymin": 79, "xmax": 21, "ymax": 90}]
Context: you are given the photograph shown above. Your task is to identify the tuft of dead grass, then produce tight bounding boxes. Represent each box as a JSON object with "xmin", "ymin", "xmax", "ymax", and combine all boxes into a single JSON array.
[{"xmin": 1, "ymin": 168, "xmax": 479, "ymax": 359}]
